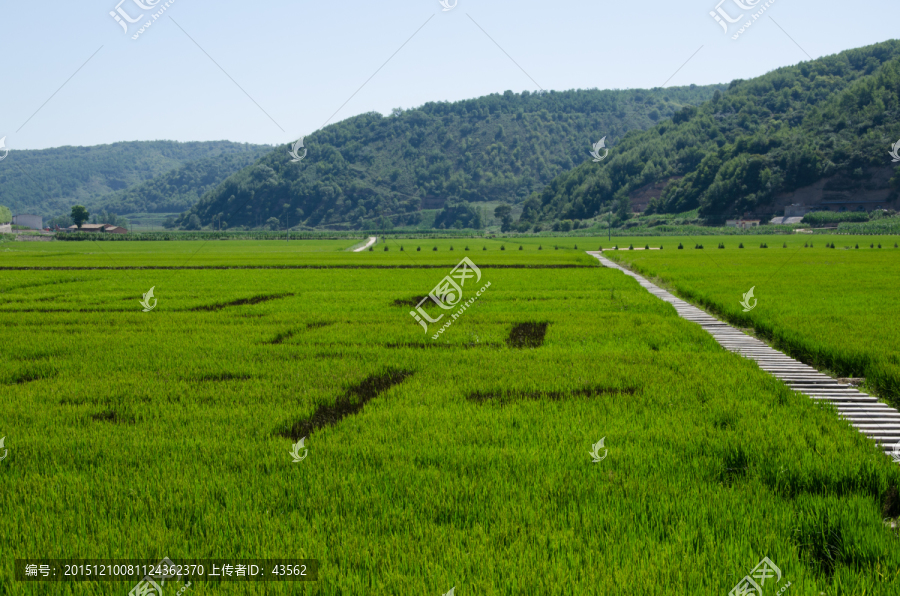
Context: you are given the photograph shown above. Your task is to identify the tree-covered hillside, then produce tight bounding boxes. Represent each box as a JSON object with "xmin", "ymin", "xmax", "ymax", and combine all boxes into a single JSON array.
[
  {"xmin": 180, "ymin": 86, "xmax": 723, "ymax": 230},
  {"xmin": 0, "ymin": 141, "xmax": 271, "ymax": 217},
  {"xmin": 526, "ymin": 40, "xmax": 900, "ymax": 226},
  {"xmin": 91, "ymin": 151, "xmax": 269, "ymax": 215}
]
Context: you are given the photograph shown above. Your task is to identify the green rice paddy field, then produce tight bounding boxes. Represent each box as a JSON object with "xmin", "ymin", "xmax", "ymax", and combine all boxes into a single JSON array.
[
  {"xmin": 2, "ymin": 236, "xmax": 899, "ymax": 595},
  {"xmin": 605, "ymin": 238, "xmax": 900, "ymax": 407}
]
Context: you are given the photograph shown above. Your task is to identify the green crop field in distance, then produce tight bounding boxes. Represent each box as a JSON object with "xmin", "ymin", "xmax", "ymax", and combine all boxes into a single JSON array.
[
  {"xmin": 605, "ymin": 239, "xmax": 900, "ymax": 407},
  {"xmin": 0, "ymin": 238, "xmax": 596, "ymax": 268},
  {"xmin": 2, "ymin": 243, "xmax": 899, "ymax": 595},
  {"xmin": 7, "ymin": 233, "xmax": 893, "ymax": 269}
]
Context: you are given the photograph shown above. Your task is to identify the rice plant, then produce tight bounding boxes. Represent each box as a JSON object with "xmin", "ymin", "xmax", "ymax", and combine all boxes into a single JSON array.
[{"xmin": 2, "ymin": 258, "xmax": 899, "ymax": 595}]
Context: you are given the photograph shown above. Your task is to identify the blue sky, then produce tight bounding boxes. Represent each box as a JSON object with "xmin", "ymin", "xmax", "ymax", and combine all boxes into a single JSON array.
[{"xmin": 2, "ymin": 0, "xmax": 898, "ymax": 150}]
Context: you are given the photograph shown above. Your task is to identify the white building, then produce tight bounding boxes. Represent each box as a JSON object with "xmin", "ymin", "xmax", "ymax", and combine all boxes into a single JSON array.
[
  {"xmin": 12, "ymin": 214, "xmax": 43, "ymax": 230},
  {"xmin": 769, "ymin": 216, "xmax": 804, "ymax": 225},
  {"xmin": 725, "ymin": 219, "xmax": 760, "ymax": 229}
]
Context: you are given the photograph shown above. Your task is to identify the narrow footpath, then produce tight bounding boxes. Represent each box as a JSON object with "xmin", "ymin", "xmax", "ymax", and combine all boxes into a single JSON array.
[
  {"xmin": 353, "ymin": 237, "xmax": 377, "ymax": 252},
  {"xmin": 587, "ymin": 251, "xmax": 900, "ymax": 463}
]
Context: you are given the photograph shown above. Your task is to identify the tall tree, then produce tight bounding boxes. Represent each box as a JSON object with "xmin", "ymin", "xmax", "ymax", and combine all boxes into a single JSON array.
[
  {"xmin": 494, "ymin": 205, "xmax": 513, "ymax": 232},
  {"xmin": 70, "ymin": 205, "xmax": 90, "ymax": 229}
]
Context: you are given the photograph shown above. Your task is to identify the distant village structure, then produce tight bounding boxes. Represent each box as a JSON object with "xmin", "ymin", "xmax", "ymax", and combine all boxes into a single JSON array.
[
  {"xmin": 769, "ymin": 204, "xmax": 807, "ymax": 224},
  {"xmin": 65, "ymin": 223, "xmax": 128, "ymax": 234},
  {"xmin": 725, "ymin": 219, "xmax": 760, "ymax": 229},
  {"xmin": 12, "ymin": 214, "xmax": 43, "ymax": 230}
]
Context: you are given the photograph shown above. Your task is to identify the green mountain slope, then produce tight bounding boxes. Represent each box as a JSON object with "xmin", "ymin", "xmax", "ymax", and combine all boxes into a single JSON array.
[
  {"xmin": 0, "ymin": 141, "xmax": 272, "ymax": 217},
  {"xmin": 180, "ymin": 86, "xmax": 724, "ymax": 230},
  {"xmin": 526, "ymin": 40, "xmax": 900, "ymax": 225},
  {"xmin": 92, "ymin": 151, "xmax": 270, "ymax": 215}
]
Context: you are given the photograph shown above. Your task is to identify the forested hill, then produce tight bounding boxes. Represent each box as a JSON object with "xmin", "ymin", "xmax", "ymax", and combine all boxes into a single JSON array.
[
  {"xmin": 0, "ymin": 141, "xmax": 271, "ymax": 217},
  {"xmin": 525, "ymin": 40, "xmax": 900, "ymax": 225},
  {"xmin": 180, "ymin": 85, "xmax": 724, "ymax": 230},
  {"xmin": 91, "ymin": 151, "xmax": 270, "ymax": 215}
]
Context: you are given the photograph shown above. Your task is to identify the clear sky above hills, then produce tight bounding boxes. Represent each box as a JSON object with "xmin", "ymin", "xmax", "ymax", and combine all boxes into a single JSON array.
[{"xmin": 1, "ymin": 0, "xmax": 898, "ymax": 151}]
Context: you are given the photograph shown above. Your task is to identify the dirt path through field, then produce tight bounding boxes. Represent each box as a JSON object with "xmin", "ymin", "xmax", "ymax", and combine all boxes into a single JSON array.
[{"xmin": 353, "ymin": 237, "xmax": 377, "ymax": 252}]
